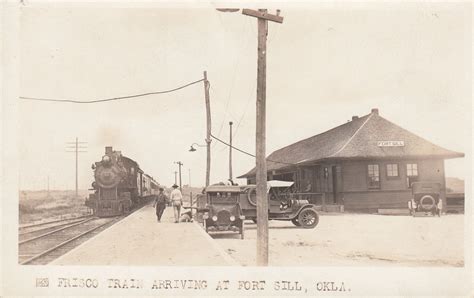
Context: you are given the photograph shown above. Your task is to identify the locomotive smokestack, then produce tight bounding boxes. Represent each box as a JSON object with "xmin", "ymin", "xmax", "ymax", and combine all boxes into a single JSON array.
[{"xmin": 105, "ymin": 146, "xmax": 113, "ymax": 154}]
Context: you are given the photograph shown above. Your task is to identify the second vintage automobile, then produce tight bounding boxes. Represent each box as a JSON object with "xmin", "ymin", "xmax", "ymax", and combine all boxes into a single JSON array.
[{"xmin": 241, "ymin": 180, "xmax": 320, "ymax": 229}]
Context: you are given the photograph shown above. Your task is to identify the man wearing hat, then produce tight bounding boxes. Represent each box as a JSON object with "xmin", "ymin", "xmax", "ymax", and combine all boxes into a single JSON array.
[
  {"xmin": 153, "ymin": 187, "xmax": 168, "ymax": 222},
  {"xmin": 170, "ymin": 184, "xmax": 183, "ymax": 223}
]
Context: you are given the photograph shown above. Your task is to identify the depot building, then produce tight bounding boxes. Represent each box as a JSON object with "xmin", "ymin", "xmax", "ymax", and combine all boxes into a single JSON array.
[{"xmin": 238, "ymin": 108, "xmax": 464, "ymax": 212}]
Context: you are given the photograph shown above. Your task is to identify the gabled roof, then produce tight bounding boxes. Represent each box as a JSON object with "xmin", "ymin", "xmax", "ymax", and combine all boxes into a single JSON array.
[{"xmin": 239, "ymin": 109, "xmax": 464, "ymax": 178}]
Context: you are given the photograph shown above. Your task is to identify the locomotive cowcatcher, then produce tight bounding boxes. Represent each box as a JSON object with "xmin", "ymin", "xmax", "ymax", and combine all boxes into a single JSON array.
[{"xmin": 85, "ymin": 146, "xmax": 158, "ymax": 217}]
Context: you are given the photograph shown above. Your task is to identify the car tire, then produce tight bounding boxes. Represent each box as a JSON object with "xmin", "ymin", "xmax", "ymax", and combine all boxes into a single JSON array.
[
  {"xmin": 297, "ymin": 208, "xmax": 319, "ymax": 229},
  {"xmin": 420, "ymin": 195, "xmax": 436, "ymax": 210},
  {"xmin": 247, "ymin": 188, "xmax": 257, "ymax": 207},
  {"xmin": 291, "ymin": 218, "xmax": 301, "ymax": 226}
]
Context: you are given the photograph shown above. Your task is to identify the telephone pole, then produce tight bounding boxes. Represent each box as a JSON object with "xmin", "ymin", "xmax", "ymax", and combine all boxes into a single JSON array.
[
  {"xmin": 174, "ymin": 171, "xmax": 178, "ymax": 185},
  {"xmin": 203, "ymin": 71, "xmax": 212, "ymax": 187},
  {"xmin": 242, "ymin": 8, "xmax": 283, "ymax": 266},
  {"xmin": 188, "ymin": 168, "xmax": 192, "ymax": 187},
  {"xmin": 174, "ymin": 161, "xmax": 183, "ymax": 191},
  {"xmin": 47, "ymin": 175, "xmax": 50, "ymax": 199},
  {"xmin": 65, "ymin": 137, "xmax": 87, "ymax": 197},
  {"xmin": 229, "ymin": 121, "xmax": 233, "ymax": 182}
]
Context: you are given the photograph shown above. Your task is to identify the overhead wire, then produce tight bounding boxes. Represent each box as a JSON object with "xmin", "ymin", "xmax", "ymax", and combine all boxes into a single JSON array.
[
  {"xmin": 210, "ymin": 133, "xmax": 296, "ymax": 166},
  {"xmin": 20, "ymin": 78, "xmax": 204, "ymax": 104}
]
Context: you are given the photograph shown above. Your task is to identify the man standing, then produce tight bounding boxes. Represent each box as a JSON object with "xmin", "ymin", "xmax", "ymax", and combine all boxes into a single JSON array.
[
  {"xmin": 153, "ymin": 187, "xmax": 167, "ymax": 222},
  {"xmin": 170, "ymin": 184, "xmax": 183, "ymax": 223}
]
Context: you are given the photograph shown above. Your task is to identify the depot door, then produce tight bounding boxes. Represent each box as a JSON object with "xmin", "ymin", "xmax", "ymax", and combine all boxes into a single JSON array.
[{"xmin": 332, "ymin": 166, "xmax": 338, "ymax": 203}]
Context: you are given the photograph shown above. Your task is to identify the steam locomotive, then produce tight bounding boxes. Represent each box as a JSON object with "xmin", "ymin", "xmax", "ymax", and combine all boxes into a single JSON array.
[{"xmin": 85, "ymin": 146, "xmax": 159, "ymax": 217}]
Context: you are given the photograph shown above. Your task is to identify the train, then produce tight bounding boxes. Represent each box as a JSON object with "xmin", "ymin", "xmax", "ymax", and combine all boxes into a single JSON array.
[{"xmin": 85, "ymin": 146, "xmax": 159, "ymax": 217}]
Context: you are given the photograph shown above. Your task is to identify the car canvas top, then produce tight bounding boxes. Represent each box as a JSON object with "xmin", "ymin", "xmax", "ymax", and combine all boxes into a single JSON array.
[{"xmin": 205, "ymin": 185, "xmax": 242, "ymax": 193}]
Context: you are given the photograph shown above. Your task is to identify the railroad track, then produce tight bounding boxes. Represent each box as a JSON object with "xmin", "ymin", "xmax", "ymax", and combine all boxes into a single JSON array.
[
  {"xmin": 19, "ymin": 215, "xmax": 94, "ymax": 239},
  {"xmin": 19, "ymin": 216, "xmax": 122, "ymax": 265}
]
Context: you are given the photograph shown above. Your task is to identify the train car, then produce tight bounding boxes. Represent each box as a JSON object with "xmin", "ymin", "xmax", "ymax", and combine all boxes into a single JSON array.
[{"xmin": 85, "ymin": 146, "xmax": 159, "ymax": 217}]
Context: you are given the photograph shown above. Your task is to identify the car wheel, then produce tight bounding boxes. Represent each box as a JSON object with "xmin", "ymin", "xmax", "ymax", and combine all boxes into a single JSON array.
[
  {"xmin": 420, "ymin": 195, "xmax": 435, "ymax": 210},
  {"xmin": 298, "ymin": 208, "xmax": 319, "ymax": 229},
  {"xmin": 247, "ymin": 188, "xmax": 257, "ymax": 207},
  {"xmin": 291, "ymin": 218, "xmax": 301, "ymax": 226}
]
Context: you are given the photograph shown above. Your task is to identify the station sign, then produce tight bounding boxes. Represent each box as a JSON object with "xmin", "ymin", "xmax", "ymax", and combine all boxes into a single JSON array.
[{"xmin": 377, "ymin": 141, "xmax": 405, "ymax": 147}]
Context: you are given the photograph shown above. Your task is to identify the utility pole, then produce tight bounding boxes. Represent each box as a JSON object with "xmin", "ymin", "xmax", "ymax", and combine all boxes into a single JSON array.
[
  {"xmin": 242, "ymin": 8, "xmax": 283, "ymax": 266},
  {"xmin": 174, "ymin": 161, "xmax": 183, "ymax": 191},
  {"xmin": 188, "ymin": 168, "xmax": 192, "ymax": 187},
  {"xmin": 203, "ymin": 71, "xmax": 211, "ymax": 187},
  {"xmin": 174, "ymin": 171, "xmax": 178, "ymax": 185},
  {"xmin": 229, "ymin": 121, "xmax": 233, "ymax": 182},
  {"xmin": 65, "ymin": 137, "xmax": 87, "ymax": 197},
  {"xmin": 47, "ymin": 175, "xmax": 50, "ymax": 199}
]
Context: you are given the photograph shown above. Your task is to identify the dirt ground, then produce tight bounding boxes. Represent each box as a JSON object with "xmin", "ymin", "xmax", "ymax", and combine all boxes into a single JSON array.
[
  {"xmin": 19, "ymin": 190, "xmax": 91, "ymax": 224},
  {"xmin": 211, "ymin": 213, "xmax": 464, "ymax": 267}
]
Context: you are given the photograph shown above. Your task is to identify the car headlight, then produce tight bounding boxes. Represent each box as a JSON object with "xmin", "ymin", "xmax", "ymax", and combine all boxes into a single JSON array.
[
  {"xmin": 230, "ymin": 216, "xmax": 236, "ymax": 221},
  {"xmin": 212, "ymin": 216, "xmax": 218, "ymax": 221}
]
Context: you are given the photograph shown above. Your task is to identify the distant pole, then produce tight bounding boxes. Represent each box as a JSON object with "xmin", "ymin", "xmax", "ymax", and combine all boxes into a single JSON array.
[
  {"xmin": 175, "ymin": 161, "xmax": 183, "ymax": 191},
  {"xmin": 65, "ymin": 138, "xmax": 87, "ymax": 197},
  {"xmin": 188, "ymin": 168, "xmax": 192, "ymax": 187},
  {"xmin": 75, "ymin": 137, "xmax": 78, "ymax": 197},
  {"xmin": 174, "ymin": 171, "xmax": 178, "ymax": 185},
  {"xmin": 241, "ymin": 8, "xmax": 284, "ymax": 266},
  {"xmin": 203, "ymin": 71, "xmax": 211, "ymax": 187},
  {"xmin": 229, "ymin": 121, "xmax": 233, "ymax": 182}
]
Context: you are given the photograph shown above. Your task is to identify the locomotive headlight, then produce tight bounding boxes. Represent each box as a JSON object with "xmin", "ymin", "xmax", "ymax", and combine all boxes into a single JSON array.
[
  {"xmin": 212, "ymin": 216, "xmax": 218, "ymax": 221},
  {"xmin": 230, "ymin": 216, "xmax": 236, "ymax": 221},
  {"xmin": 102, "ymin": 155, "xmax": 111, "ymax": 163}
]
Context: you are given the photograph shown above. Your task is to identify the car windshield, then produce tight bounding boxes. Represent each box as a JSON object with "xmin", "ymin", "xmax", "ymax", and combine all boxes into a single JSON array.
[{"xmin": 208, "ymin": 192, "xmax": 238, "ymax": 204}]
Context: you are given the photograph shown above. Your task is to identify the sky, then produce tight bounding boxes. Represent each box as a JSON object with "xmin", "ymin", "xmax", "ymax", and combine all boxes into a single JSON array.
[{"xmin": 19, "ymin": 3, "xmax": 471, "ymax": 190}]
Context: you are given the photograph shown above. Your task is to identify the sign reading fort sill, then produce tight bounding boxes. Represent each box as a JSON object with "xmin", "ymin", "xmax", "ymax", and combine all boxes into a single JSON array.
[{"xmin": 377, "ymin": 141, "xmax": 405, "ymax": 147}]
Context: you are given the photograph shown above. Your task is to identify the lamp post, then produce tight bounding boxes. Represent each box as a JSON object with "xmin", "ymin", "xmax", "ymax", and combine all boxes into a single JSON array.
[{"xmin": 189, "ymin": 142, "xmax": 207, "ymax": 152}]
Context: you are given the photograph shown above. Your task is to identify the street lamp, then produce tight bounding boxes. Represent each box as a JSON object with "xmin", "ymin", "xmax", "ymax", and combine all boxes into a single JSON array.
[{"xmin": 189, "ymin": 142, "xmax": 207, "ymax": 152}]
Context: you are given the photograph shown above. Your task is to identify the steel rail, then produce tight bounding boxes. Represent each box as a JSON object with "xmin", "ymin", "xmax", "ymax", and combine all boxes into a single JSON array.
[
  {"xmin": 19, "ymin": 214, "xmax": 93, "ymax": 230},
  {"xmin": 19, "ymin": 217, "xmax": 96, "ymax": 245},
  {"xmin": 19, "ymin": 218, "xmax": 94, "ymax": 236},
  {"xmin": 20, "ymin": 218, "xmax": 116, "ymax": 265}
]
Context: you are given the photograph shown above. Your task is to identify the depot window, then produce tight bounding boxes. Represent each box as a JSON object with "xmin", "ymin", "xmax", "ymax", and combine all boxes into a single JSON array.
[
  {"xmin": 406, "ymin": 163, "xmax": 419, "ymax": 188},
  {"xmin": 386, "ymin": 164, "xmax": 399, "ymax": 177},
  {"xmin": 367, "ymin": 164, "xmax": 380, "ymax": 189},
  {"xmin": 406, "ymin": 163, "xmax": 418, "ymax": 176}
]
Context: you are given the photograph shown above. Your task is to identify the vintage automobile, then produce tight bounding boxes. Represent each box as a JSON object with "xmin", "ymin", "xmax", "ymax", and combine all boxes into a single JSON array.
[
  {"xmin": 240, "ymin": 181, "xmax": 320, "ymax": 229},
  {"xmin": 409, "ymin": 182, "xmax": 442, "ymax": 217},
  {"xmin": 201, "ymin": 185, "xmax": 245, "ymax": 239}
]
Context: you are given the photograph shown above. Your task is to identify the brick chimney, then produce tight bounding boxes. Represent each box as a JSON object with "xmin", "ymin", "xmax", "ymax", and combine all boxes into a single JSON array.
[
  {"xmin": 352, "ymin": 116, "xmax": 359, "ymax": 121},
  {"xmin": 371, "ymin": 108, "xmax": 379, "ymax": 115},
  {"xmin": 105, "ymin": 146, "xmax": 113, "ymax": 154}
]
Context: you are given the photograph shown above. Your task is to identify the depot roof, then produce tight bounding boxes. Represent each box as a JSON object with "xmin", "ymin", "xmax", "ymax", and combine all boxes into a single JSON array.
[{"xmin": 239, "ymin": 108, "xmax": 464, "ymax": 178}]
